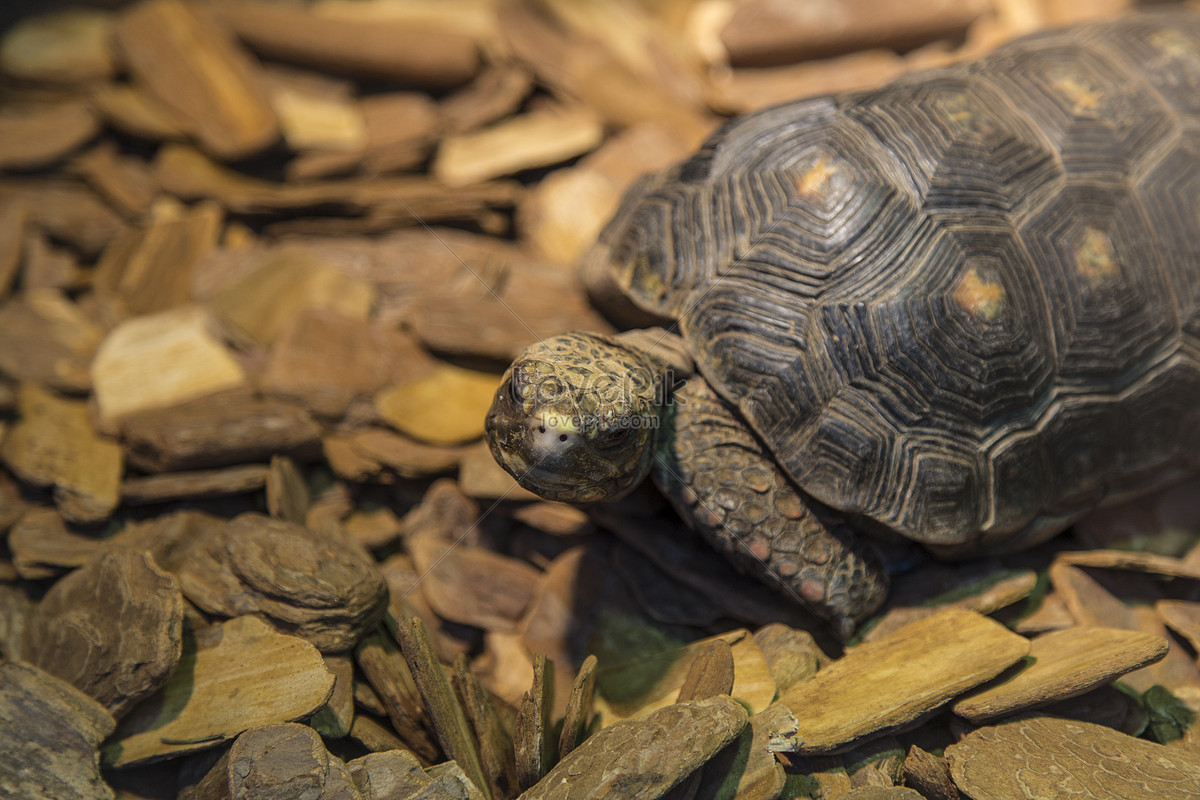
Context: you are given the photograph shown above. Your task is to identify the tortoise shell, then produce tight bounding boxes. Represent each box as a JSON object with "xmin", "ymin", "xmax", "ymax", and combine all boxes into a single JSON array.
[{"xmin": 586, "ymin": 12, "xmax": 1200, "ymax": 553}]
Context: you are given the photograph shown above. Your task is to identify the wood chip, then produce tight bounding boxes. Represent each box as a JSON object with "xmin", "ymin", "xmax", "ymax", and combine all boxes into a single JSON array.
[
  {"xmin": 1157, "ymin": 599, "xmax": 1200, "ymax": 653},
  {"xmin": 441, "ymin": 61, "xmax": 535, "ymax": 135},
  {"xmin": 360, "ymin": 92, "xmax": 440, "ymax": 174},
  {"xmin": 24, "ymin": 547, "xmax": 183, "ymax": 719},
  {"xmin": 1057, "ymin": 548, "xmax": 1200, "ymax": 580},
  {"xmin": 187, "ymin": 723, "xmax": 357, "ymax": 800},
  {"xmin": 458, "ymin": 440, "xmax": 540, "ymax": 500},
  {"xmin": 676, "ymin": 640, "xmax": 736, "ymax": 703},
  {"xmin": 0, "ymin": 8, "xmax": 116, "ymax": 83},
  {"xmin": 946, "ymin": 715, "xmax": 1200, "ymax": 800},
  {"xmin": 776, "ymin": 609, "xmax": 1030, "ymax": 754},
  {"xmin": 311, "ymin": 654, "xmax": 356, "ymax": 739},
  {"xmin": 120, "ymin": 464, "xmax": 270, "ymax": 505},
  {"xmin": 901, "ymin": 745, "xmax": 958, "ymax": 800},
  {"xmin": 0, "ymin": 290, "xmax": 110, "ymax": 392},
  {"xmin": 347, "ymin": 428, "xmax": 466, "ymax": 481},
  {"xmin": 348, "ymin": 714, "xmax": 408, "ymax": 755},
  {"xmin": 394, "ymin": 614, "xmax": 491, "ymax": 799},
  {"xmin": 718, "ymin": 0, "xmax": 991, "ymax": 65},
  {"xmin": 0, "ymin": 178, "xmax": 124, "ymax": 257},
  {"xmin": 267, "ymin": 453, "xmax": 310, "ymax": 526},
  {"xmin": 0, "ymin": 200, "xmax": 24, "ymax": 299},
  {"xmin": 0, "ymin": 100, "xmax": 100, "ymax": 170},
  {"xmin": 434, "ymin": 107, "xmax": 604, "ymax": 188},
  {"xmin": 271, "ymin": 85, "xmax": 366, "ymax": 153},
  {"xmin": 376, "ymin": 365, "xmax": 500, "ymax": 446},
  {"xmin": 0, "ymin": 661, "xmax": 116, "ymax": 800},
  {"xmin": 120, "ymin": 395, "xmax": 321, "ymax": 473},
  {"xmin": 104, "ymin": 615, "xmax": 334, "ymax": 767},
  {"xmin": 697, "ymin": 704, "xmax": 796, "ymax": 800},
  {"xmin": 113, "ymin": 0, "xmax": 279, "ymax": 160},
  {"xmin": 408, "ymin": 534, "xmax": 540, "ymax": 634},
  {"xmin": 455, "ymin": 655, "xmax": 519, "ymax": 800},
  {"xmin": 515, "ymin": 651, "xmax": 555, "ymax": 792},
  {"xmin": 952, "ymin": 627, "xmax": 1169, "ymax": 722},
  {"xmin": 90, "ymin": 305, "xmax": 248, "ymax": 431},
  {"xmin": 209, "ymin": 0, "xmax": 481, "ymax": 89},
  {"xmin": 8, "ymin": 506, "xmax": 102, "ymax": 579},
  {"xmin": 522, "ymin": 696, "xmax": 749, "ymax": 800},
  {"xmin": 865, "ymin": 566, "xmax": 1038, "ymax": 642},
  {"xmin": 348, "ymin": 749, "xmax": 430, "ymax": 797},
  {"xmin": 0, "ymin": 382, "xmax": 122, "ymax": 524},
  {"xmin": 93, "ymin": 200, "xmax": 222, "ymax": 319},
  {"xmin": 90, "ymin": 83, "xmax": 188, "ymax": 141},
  {"xmin": 753, "ymin": 623, "xmax": 825, "ymax": 695},
  {"xmin": 354, "ymin": 627, "xmax": 439, "ymax": 763},
  {"xmin": 70, "ymin": 141, "xmax": 160, "ymax": 219}
]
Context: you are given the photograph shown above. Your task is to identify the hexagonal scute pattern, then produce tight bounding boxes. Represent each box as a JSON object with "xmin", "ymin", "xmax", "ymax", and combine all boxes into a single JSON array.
[{"xmin": 591, "ymin": 11, "xmax": 1200, "ymax": 552}]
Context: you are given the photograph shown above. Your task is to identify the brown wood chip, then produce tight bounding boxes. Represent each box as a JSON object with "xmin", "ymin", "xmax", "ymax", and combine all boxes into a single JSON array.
[
  {"xmin": 104, "ymin": 616, "xmax": 334, "ymax": 767},
  {"xmin": 0, "ymin": 100, "xmax": 100, "ymax": 170},
  {"xmin": 777, "ymin": 609, "xmax": 1030, "ymax": 754},
  {"xmin": 0, "ymin": 661, "xmax": 117, "ymax": 800},
  {"xmin": 354, "ymin": 627, "xmax": 439, "ymax": 763},
  {"xmin": 0, "ymin": 8, "xmax": 116, "ymax": 83},
  {"xmin": 515, "ymin": 651, "xmax": 556, "ymax": 792},
  {"xmin": 187, "ymin": 723, "xmax": 357, "ymax": 800},
  {"xmin": 946, "ymin": 715, "xmax": 1200, "ymax": 800},
  {"xmin": 953, "ymin": 627, "xmax": 1169, "ymax": 722}
]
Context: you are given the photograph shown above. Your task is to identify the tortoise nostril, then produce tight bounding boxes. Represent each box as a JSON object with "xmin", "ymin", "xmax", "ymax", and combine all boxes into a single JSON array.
[
  {"xmin": 539, "ymin": 425, "xmax": 546, "ymax": 433},
  {"xmin": 559, "ymin": 434, "xmax": 568, "ymax": 442}
]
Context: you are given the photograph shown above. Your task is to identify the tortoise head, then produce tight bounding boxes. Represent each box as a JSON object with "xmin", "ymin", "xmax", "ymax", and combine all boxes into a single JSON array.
[{"xmin": 486, "ymin": 332, "xmax": 664, "ymax": 503}]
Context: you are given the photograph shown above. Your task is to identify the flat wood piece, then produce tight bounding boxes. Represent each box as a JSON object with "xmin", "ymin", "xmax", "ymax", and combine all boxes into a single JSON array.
[
  {"xmin": 8, "ymin": 506, "xmax": 103, "ymax": 579},
  {"xmin": 209, "ymin": 0, "xmax": 480, "ymax": 89},
  {"xmin": 901, "ymin": 746, "xmax": 958, "ymax": 800},
  {"xmin": 120, "ymin": 395, "xmax": 321, "ymax": 473},
  {"xmin": 0, "ymin": 8, "xmax": 116, "ymax": 83},
  {"xmin": 1057, "ymin": 548, "xmax": 1200, "ymax": 580},
  {"xmin": 1157, "ymin": 599, "xmax": 1200, "ymax": 653},
  {"xmin": 0, "ymin": 290, "xmax": 101, "ymax": 392},
  {"xmin": 104, "ymin": 616, "xmax": 334, "ymax": 767},
  {"xmin": 776, "ymin": 609, "xmax": 1030, "ymax": 754},
  {"xmin": 121, "ymin": 464, "xmax": 269, "ymax": 505},
  {"xmin": 753, "ymin": 623, "xmax": 825, "ymax": 695},
  {"xmin": 457, "ymin": 440, "xmax": 539, "ymax": 501},
  {"xmin": 953, "ymin": 627, "xmax": 1169, "ymax": 722},
  {"xmin": 0, "ymin": 382, "xmax": 122, "ymax": 524},
  {"xmin": 347, "ymin": 714, "xmax": 408, "ymax": 754},
  {"xmin": 0, "ymin": 100, "xmax": 100, "ymax": 170},
  {"xmin": 348, "ymin": 750, "xmax": 431, "ymax": 797},
  {"xmin": 70, "ymin": 141, "xmax": 160, "ymax": 219},
  {"xmin": 696, "ymin": 704, "xmax": 794, "ymax": 800},
  {"xmin": 267, "ymin": 453, "xmax": 310, "ymax": 526},
  {"xmin": 515, "ymin": 651, "xmax": 555, "ymax": 792},
  {"xmin": 946, "ymin": 715, "xmax": 1200, "ymax": 800},
  {"xmin": 0, "ymin": 178, "xmax": 124, "ymax": 257},
  {"xmin": 348, "ymin": 429, "xmax": 466, "ymax": 481},
  {"xmin": 434, "ymin": 107, "xmax": 604, "ymax": 187},
  {"xmin": 865, "ymin": 567, "xmax": 1038, "ymax": 643},
  {"xmin": 113, "ymin": 0, "xmax": 278, "ymax": 159},
  {"xmin": 25, "ymin": 547, "xmax": 183, "ymax": 719},
  {"xmin": 676, "ymin": 640, "xmax": 736, "ymax": 703},
  {"xmin": 187, "ymin": 723, "xmax": 357, "ymax": 800},
  {"xmin": 376, "ymin": 365, "xmax": 500, "ymax": 446},
  {"xmin": 90, "ymin": 304, "xmax": 248, "ymax": 431},
  {"xmin": 311, "ymin": 654, "xmax": 356, "ymax": 739},
  {"xmin": 521, "ymin": 696, "xmax": 749, "ymax": 800},
  {"xmin": 0, "ymin": 662, "xmax": 116, "ymax": 800}
]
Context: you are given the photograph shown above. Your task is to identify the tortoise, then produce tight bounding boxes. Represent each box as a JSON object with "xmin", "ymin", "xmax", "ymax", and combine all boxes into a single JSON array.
[{"xmin": 486, "ymin": 11, "xmax": 1200, "ymax": 637}]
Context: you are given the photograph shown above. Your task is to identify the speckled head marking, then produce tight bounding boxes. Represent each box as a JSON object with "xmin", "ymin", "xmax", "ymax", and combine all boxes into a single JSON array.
[{"xmin": 486, "ymin": 332, "xmax": 665, "ymax": 503}]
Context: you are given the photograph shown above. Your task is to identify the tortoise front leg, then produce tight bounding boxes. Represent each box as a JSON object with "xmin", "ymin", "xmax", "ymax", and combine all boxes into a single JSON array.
[{"xmin": 653, "ymin": 377, "xmax": 887, "ymax": 639}]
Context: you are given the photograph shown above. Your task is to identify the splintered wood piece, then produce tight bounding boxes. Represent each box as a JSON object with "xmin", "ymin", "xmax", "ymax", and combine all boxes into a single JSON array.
[
  {"xmin": 777, "ymin": 609, "xmax": 1030, "ymax": 754},
  {"xmin": 209, "ymin": 0, "xmax": 480, "ymax": 89},
  {"xmin": 359, "ymin": 92, "xmax": 439, "ymax": 174},
  {"xmin": 953, "ymin": 627, "xmax": 1169, "ymax": 722},
  {"xmin": 376, "ymin": 365, "xmax": 500, "ymax": 446},
  {"xmin": 187, "ymin": 723, "xmax": 354, "ymax": 800},
  {"xmin": 677, "ymin": 640, "xmax": 736, "ymax": 703},
  {"xmin": 433, "ymin": 107, "xmax": 604, "ymax": 188},
  {"xmin": 0, "ymin": 8, "xmax": 116, "ymax": 83},
  {"xmin": 267, "ymin": 454, "xmax": 310, "ymax": 526},
  {"xmin": 120, "ymin": 464, "xmax": 269, "ymax": 505},
  {"xmin": 93, "ymin": 200, "xmax": 222, "ymax": 318},
  {"xmin": 91, "ymin": 83, "xmax": 188, "ymax": 140},
  {"xmin": 558, "ymin": 654, "xmax": 598, "ymax": 761},
  {"xmin": 310, "ymin": 654, "xmax": 356, "ymax": 740},
  {"xmin": 104, "ymin": 616, "xmax": 334, "ymax": 767},
  {"xmin": 515, "ymin": 651, "xmax": 555, "ymax": 792},
  {"xmin": 355, "ymin": 627, "xmax": 440, "ymax": 763},
  {"xmin": 394, "ymin": 615, "xmax": 492, "ymax": 800},
  {"xmin": 455, "ymin": 655, "xmax": 519, "ymax": 800},
  {"xmin": 23, "ymin": 229, "xmax": 86, "ymax": 292},
  {"xmin": 271, "ymin": 84, "xmax": 365, "ymax": 153},
  {"xmin": 25, "ymin": 547, "xmax": 183, "ymax": 719},
  {"xmin": 865, "ymin": 567, "xmax": 1038, "ymax": 642},
  {"xmin": 0, "ymin": 382, "xmax": 122, "ymax": 524},
  {"xmin": 522, "ymin": 696, "xmax": 749, "ymax": 800},
  {"xmin": 346, "ymin": 429, "xmax": 466, "ymax": 481},
  {"xmin": 0, "ymin": 290, "xmax": 100, "ymax": 392},
  {"xmin": 901, "ymin": 746, "xmax": 958, "ymax": 800},
  {"xmin": 210, "ymin": 248, "xmax": 375, "ymax": 347},
  {"xmin": 946, "ymin": 715, "xmax": 1200, "ymax": 799},
  {"xmin": 0, "ymin": 100, "xmax": 100, "ymax": 170},
  {"xmin": 1157, "ymin": 600, "xmax": 1200, "ymax": 653},
  {"xmin": 120, "ymin": 395, "xmax": 321, "ymax": 473},
  {"xmin": 441, "ymin": 61, "xmax": 535, "ymax": 135},
  {"xmin": 348, "ymin": 714, "xmax": 407, "ymax": 754},
  {"xmin": 8, "ymin": 506, "xmax": 103, "ymax": 579},
  {"xmin": 718, "ymin": 0, "xmax": 990, "ymax": 65},
  {"xmin": 510, "ymin": 502, "xmax": 592, "ymax": 538},
  {"xmin": 0, "ymin": 662, "xmax": 116, "ymax": 800},
  {"xmin": 407, "ymin": 534, "xmax": 540, "ymax": 634},
  {"xmin": 90, "ymin": 305, "xmax": 247, "ymax": 431},
  {"xmin": 113, "ymin": 0, "xmax": 278, "ymax": 159}
]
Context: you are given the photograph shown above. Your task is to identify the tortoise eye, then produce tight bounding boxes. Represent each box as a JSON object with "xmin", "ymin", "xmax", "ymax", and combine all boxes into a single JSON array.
[{"xmin": 600, "ymin": 427, "xmax": 631, "ymax": 447}]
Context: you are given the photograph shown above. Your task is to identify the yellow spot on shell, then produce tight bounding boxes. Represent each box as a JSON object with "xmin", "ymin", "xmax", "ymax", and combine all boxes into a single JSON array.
[
  {"xmin": 1075, "ymin": 226, "xmax": 1120, "ymax": 284},
  {"xmin": 796, "ymin": 157, "xmax": 836, "ymax": 198},
  {"xmin": 1051, "ymin": 74, "xmax": 1101, "ymax": 116},
  {"xmin": 953, "ymin": 267, "xmax": 1007, "ymax": 322}
]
